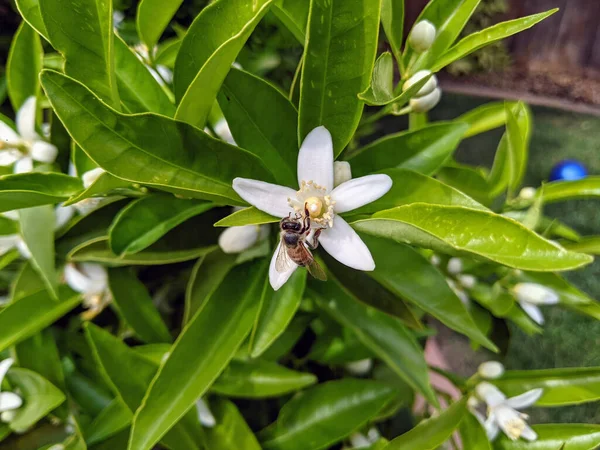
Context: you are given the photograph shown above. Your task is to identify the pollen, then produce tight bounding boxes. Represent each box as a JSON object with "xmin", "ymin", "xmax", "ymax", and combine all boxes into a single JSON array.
[
  {"xmin": 305, "ymin": 196, "xmax": 323, "ymax": 217},
  {"xmin": 504, "ymin": 418, "xmax": 526, "ymax": 439}
]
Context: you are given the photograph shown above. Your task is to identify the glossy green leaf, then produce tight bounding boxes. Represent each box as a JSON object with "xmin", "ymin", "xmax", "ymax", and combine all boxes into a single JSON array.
[
  {"xmin": 383, "ymin": 398, "xmax": 467, "ymax": 449},
  {"xmin": 204, "ymin": 398, "xmax": 261, "ymax": 450},
  {"xmin": 136, "ymin": 0, "xmax": 183, "ymax": 50},
  {"xmin": 358, "ymin": 52, "xmax": 394, "ymax": 105},
  {"xmin": 218, "ymin": 68, "xmax": 298, "ymax": 186},
  {"xmin": 311, "ymin": 277, "xmax": 436, "ymax": 404},
  {"xmin": 85, "ymin": 398, "xmax": 132, "ymax": 445},
  {"xmin": 431, "ymin": 10, "xmax": 558, "ymax": 72},
  {"xmin": 212, "ymin": 359, "xmax": 316, "ymax": 398},
  {"xmin": 39, "ymin": 0, "xmax": 120, "ymax": 108},
  {"xmin": 0, "ymin": 216, "xmax": 18, "ymax": 235},
  {"xmin": 6, "ymin": 21, "xmax": 43, "ymax": 110},
  {"xmin": 63, "ymin": 171, "xmax": 131, "ymax": 206},
  {"xmin": 109, "ymin": 194, "xmax": 212, "ymax": 255},
  {"xmin": 155, "ymin": 37, "xmax": 182, "ymax": 68},
  {"xmin": 108, "ymin": 268, "xmax": 171, "ymax": 344},
  {"xmin": 348, "ymin": 122, "xmax": 468, "ymax": 176},
  {"xmin": 504, "ymin": 211, "xmax": 581, "ymax": 242},
  {"xmin": 11, "ymin": 260, "xmax": 46, "ymax": 300},
  {"xmin": 456, "ymin": 101, "xmax": 516, "ymax": 138},
  {"xmin": 299, "ymin": 0, "xmax": 381, "ymax": 155},
  {"xmin": 563, "ymin": 236, "xmax": 600, "ymax": 255},
  {"xmin": 494, "ymin": 367, "xmax": 600, "ymax": 406},
  {"xmin": 0, "ymin": 173, "xmax": 82, "ymax": 213},
  {"xmin": 542, "ymin": 177, "xmax": 600, "ymax": 204},
  {"xmin": 15, "ymin": 0, "xmax": 49, "ymax": 40},
  {"xmin": 459, "ymin": 413, "xmax": 491, "ymax": 450},
  {"xmin": 174, "ymin": 0, "xmax": 274, "ymax": 127},
  {"xmin": 359, "ymin": 66, "xmax": 432, "ymax": 107},
  {"xmin": 352, "ymin": 204, "xmax": 593, "ymax": 271},
  {"xmin": 0, "ymin": 286, "xmax": 80, "ymax": 353},
  {"xmin": 250, "ymin": 269, "xmax": 306, "ymax": 357},
  {"xmin": 505, "ymin": 102, "xmax": 531, "ymax": 195},
  {"xmin": 260, "ymin": 379, "xmax": 397, "ymax": 450},
  {"xmin": 361, "ymin": 234, "xmax": 497, "ymax": 351},
  {"xmin": 7, "ymin": 368, "xmax": 65, "ymax": 432},
  {"xmin": 19, "ymin": 205, "xmax": 57, "ymax": 298},
  {"xmin": 437, "ymin": 164, "xmax": 492, "ymax": 206},
  {"xmin": 271, "ymin": 0, "xmax": 310, "ymax": 44},
  {"xmin": 261, "ymin": 313, "xmax": 313, "ymax": 361},
  {"xmin": 214, "ymin": 207, "xmax": 279, "ymax": 227},
  {"xmin": 128, "ymin": 260, "xmax": 268, "ymax": 450},
  {"xmin": 494, "ymin": 424, "xmax": 600, "ymax": 450},
  {"xmin": 41, "ymin": 70, "xmax": 273, "ymax": 204},
  {"xmin": 381, "ymin": 0, "xmax": 404, "ymax": 65}
]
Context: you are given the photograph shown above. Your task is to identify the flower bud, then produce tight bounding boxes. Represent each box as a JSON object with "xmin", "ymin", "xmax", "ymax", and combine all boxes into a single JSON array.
[
  {"xmin": 213, "ymin": 118, "xmax": 236, "ymax": 145},
  {"xmin": 518, "ymin": 187, "xmax": 537, "ymax": 200},
  {"xmin": 478, "ymin": 361, "xmax": 505, "ymax": 380},
  {"xmin": 55, "ymin": 205, "xmax": 75, "ymax": 230},
  {"xmin": 512, "ymin": 283, "xmax": 559, "ymax": 305},
  {"xmin": 1, "ymin": 410, "xmax": 17, "ymax": 423},
  {"xmin": 218, "ymin": 225, "xmax": 260, "ymax": 254},
  {"xmin": 430, "ymin": 254, "xmax": 440, "ymax": 266},
  {"xmin": 409, "ymin": 87, "xmax": 441, "ymax": 113},
  {"xmin": 457, "ymin": 274, "xmax": 476, "ymax": 289},
  {"xmin": 82, "ymin": 167, "xmax": 106, "ymax": 188},
  {"xmin": 447, "ymin": 257, "xmax": 463, "ymax": 275},
  {"xmin": 30, "ymin": 140, "xmax": 58, "ymax": 163},
  {"xmin": 467, "ymin": 395, "xmax": 480, "ymax": 410},
  {"xmin": 402, "ymin": 70, "xmax": 437, "ymax": 97},
  {"xmin": 196, "ymin": 398, "xmax": 216, "ymax": 427},
  {"xmin": 408, "ymin": 20, "xmax": 436, "ymax": 53},
  {"xmin": 333, "ymin": 161, "xmax": 352, "ymax": 187},
  {"xmin": 344, "ymin": 358, "xmax": 373, "ymax": 376}
]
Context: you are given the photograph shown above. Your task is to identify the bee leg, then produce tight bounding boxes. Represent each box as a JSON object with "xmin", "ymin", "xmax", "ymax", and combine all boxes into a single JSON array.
[{"xmin": 307, "ymin": 228, "xmax": 322, "ymax": 250}]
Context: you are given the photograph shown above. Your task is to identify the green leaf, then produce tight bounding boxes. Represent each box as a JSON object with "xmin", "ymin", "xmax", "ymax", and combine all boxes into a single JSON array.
[
  {"xmin": 542, "ymin": 177, "xmax": 600, "ymax": 204},
  {"xmin": 204, "ymin": 398, "xmax": 261, "ymax": 450},
  {"xmin": 260, "ymin": 379, "xmax": 397, "ymax": 450},
  {"xmin": 271, "ymin": 0, "xmax": 310, "ymax": 44},
  {"xmin": 311, "ymin": 276, "xmax": 436, "ymax": 404},
  {"xmin": 437, "ymin": 164, "xmax": 492, "ymax": 206},
  {"xmin": 347, "ymin": 168, "xmax": 486, "ymax": 216},
  {"xmin": 494, "ymin": 424, "xmax": 600, "ymax": 450},
  {"xmin": 41, "ymin": 70, "xmax": 273, "ymax": 204},
  {"xmin": 39, "ymin": 0, "xmax": 120, "ymax": 108},
  {"xmin": 381, "ymin": 0, "xmax": 404, "ymax": 65},
  {"xmin": 128, "ymin": 260, "xmax": 267, "ymax": 450},
  {"xmin": 212, "ymin": 359, "xmax": 316, "ymax": 398},
  {"xmin": 261, "ymin": 313, "xmax": 313, "ymax": 361},
  {"xmin": 11, "ymin": 260, "xmax": 46, "ymax": 301},
  {"xmin": 7, "ymin": 368, "xmax": 65, "ymax": 432},
  {"xmin": 214, "ymin": 207, "xmax": 279, "ymax": 227},
  {"xmin": 0, "ymin": 286, "xmax": 80, "ymax": 353},
  {"xmin": 358, "ymin": 52, "xmax": 394, "ymax": 105},
  {"xmin": 85, "ymin": 398, "xmax": 132, "ymax": 445},
  {"xmin": 494, "ymin": 367, "xmax": 600, "ymax": 407},
  {"xmin": 109, "ymin": 194, "xmax": 213, "ymax": 255},
  {"xmin": 108, "ymin": 268, "xmax": 171, "ymax": 344},
  {"xmin": 0, "ymin": 173, "xmax": 82, "ymax": 213},
  {"xmin": 136, "ymin": 0, "xmax": 183, "ymax": 50},
  {"xmin": 6, "ymin": 21, "xmax": 43, "ymax": 110},
  {"xmin": 505, "ymin": 102, "xmax": 531, "ymax": 195},
  {"xmin": 361, "ymin": 234, "xmax": 497, "ymax": 351},
  {"xmin": 459, "ymin": 413, "xmax": 491, "ymax": 450},
  {"xmin": 352, "ymin": 203, "xmax": 593, "ymax": 271},
  {"xmin": 383, "ymin": 398, "xmax": 467, "ymax": 449},
  {"xmin": 563, "ymin": 236, "xmax": 600, "ymax": 255},
  {"xmin": 299, "ymin": 0, "xmax": 381, "ymax": 155},
  {"xmin": 14, "ymin": 0, "xmax": 49, "ymax": 40},
  {"xmin": 218, "ymin": 68, "xmax": 298, "ymax": 186},
  {"xmin": 250, "ymin": 269, "xmax": 306, "ymax": 357},
  {"xmin": 114, "ymin": 35, "xmax": 176, "ymax": 116},
  {"xmin": 174, "ymin": 0, "xmax": 274, "ymax": 128},
  {"xmin": 456, "ymin": 101, "xmax": 517, "ymax": 138},
  {"xmin": 0, "ymin": 216, "xmax": 18, "ymax": 235},
  {"xmin": 347, "ymin": 122, "xmax": 468, "ymax": 176},
  {"xmin": 431, "ymin": 10, "xmax": 558, "ymax": 72},
  {"xmin": 19, "ymin": 206, "xmax": 57, "ymax": 298},
  {"xmin": 63, "ymin": 171, "xmax": 131, "ymax": 206}
]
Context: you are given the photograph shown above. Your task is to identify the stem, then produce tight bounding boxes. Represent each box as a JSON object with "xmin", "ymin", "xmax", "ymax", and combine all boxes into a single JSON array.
[{"xmin": 409, "ymin": 111, "xmax": 428, "ymax": 130}]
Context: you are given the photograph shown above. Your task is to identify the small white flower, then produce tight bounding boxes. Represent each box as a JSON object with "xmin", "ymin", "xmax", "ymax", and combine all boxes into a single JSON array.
[
  {"xmin": 410, "ymin": 87, "xmax": 441, "ymax": 113},
  {"xmin": 0, "ymin": 359, "xmax": 23, "ymax": 422},
  {"xmin": 344, "ymin": 358, "xmax": 373, "ymax": 376},
  {"xmin": 518, "ymin": 187, "xmax": 537, "ymax": 200},
  {"xmin": 409, "ymin": 20, "xmax": 436, "ymax": 53},
  {"xmin": 0, "ymin": 97, "xmax": 58, "ymax": 173},
  {"xmin": 348, "ymin": 427, "xmax": 380, "ymax": 449},
  {"xmin": 196, "ymin": 398, "xmax": 216, "ymax": 427},
  {"xmin": 447, "ymin": 257, "xmax": 463, "ymax": 275},
  {"xmin": 474, "ymin": 382, "xmax": 542, "ymax": 442},
  {"xmin": 82, "ymin": 167, "xmax": 106, "ymax": 189},
  {"xmin": 213, "ymin": 118, "xmax": 236, "ymax": 145},
  {"xmin": 478, "ymin": 361, "xmax": 505, "ymax": 380},
  {"xmin": 333, "ymin": 161, "xmax": 352, "ymax": 187},
  {"xmin": 457, "ymin": 274, "xmax": 477, "ymax": 289},
  {"xmin": 232, "ymin": 126, "xmax": 392, "ymax": 290},
  {"xmin": 511, "ymin": 283, "xmax": 559, "ymax": 325},
  {"xmin": 64, "ymin": 263, "xmax": 111, "ymax": 319},
  {"xmin": 402, "ymin": 70, "xmax": 438, "ymax": 97}
]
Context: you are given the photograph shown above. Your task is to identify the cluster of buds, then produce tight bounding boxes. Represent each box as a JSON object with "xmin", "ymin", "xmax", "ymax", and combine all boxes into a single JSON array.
[{"xmin": 403, "ymin": 70, "xmax": 441, "ymax": 113}]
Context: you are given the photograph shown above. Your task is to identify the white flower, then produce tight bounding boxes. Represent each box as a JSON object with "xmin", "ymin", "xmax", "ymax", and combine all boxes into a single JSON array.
[
  {"xmin": 64, "ymin": 263, "xmax": 111, "ymax": 319},
  {"xmin": 0, "ymin": 97, "xmax": 58, "ymax": 173},
  {"xmin": 196, "ymin": 398, "xmax": 215, "ymax": 427},
  {"xmin": 511, "ymin": 283, "xmax": 559, "ymax": 325},
  {"xmin": 213, "ymin": 118, "xmax": 236, "ymax": 145},
  {"xmin": 478, "ymin": 361, "xmax": 505, "ymax": 380},
  {"xmin": 333, "ymin": 161, "xmax": 352, "ymax": 187},
  {"xmin": 474, "ymin": 382, "xmax": 542, "ymax": 442},
  {"xmin": 232, "ymin": 127, "xmax": 392, "ymax": 290},
  {"xmin": 347, "ymin": 427, "xmax": 381, "ymax": 449},
  {"xmin": 0, "ymin": 359, "xmax": 23, "ymax": 423},
  {"xmin": 408, "ymin": 20, "xmax": 436, "ymax": 53},
  {"xmin": 344, "ymin": 358, "xmax": 373, "ymax": 376},
  {"xmin": 446, "ymin": 257, "xmax": 463, "ymax": 275}
]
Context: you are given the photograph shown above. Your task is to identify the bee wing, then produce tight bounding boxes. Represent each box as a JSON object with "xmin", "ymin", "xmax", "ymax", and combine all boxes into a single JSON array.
[
  {"xmin": 299, "ymin": 243, "xmax": 327, "ymax": 281},
  {"xmin": 275, "ymin": 240, "xmax": 295, "ymax": 274}
]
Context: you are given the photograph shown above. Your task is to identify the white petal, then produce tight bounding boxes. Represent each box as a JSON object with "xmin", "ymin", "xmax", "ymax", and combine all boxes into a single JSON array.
[
  {"xmin": 349, "ymin": 432, "xmax": 371, "ymax": 448},
  {"xmin": 16, "ymin": 239, "xmax": 31, "ymax": 259},
  {"xmin": 80, "ymin": 263, "xmax": 108, "ymax": 286},
  {"xmin": 30, "ymin": 140, "xmax": 58, "ymax": 163},
  {"xmin": 218, "ymin": 225, "xmax": 259, "ymax": 254},
  {"xmin": 344, "ymin": 358, "xmax": 373, "ymax": 376},
  {"xmin": 213, "ymin": 118, "xmax": 236, "ymax": 145},
  {"xmin": 232, "ymin": 178, "xmax": 295, "ymax": 218},
  {"xmin": 269, "ymin": 241, "xmax": 297, "ymax": 291},
  {"xmin": 16, "ymin": 97, "xmax": 37, "ymax": 140},
  {"xmin": 297, "ymin": 126, "xmax": 334, "ymax": 192},
  {"xmin": 505, "ymin": 388, "xmax": 543, "ymax": 410},
  {"xmin": 495, "ymin": 406, "xmax": 527, "ymax": 440},
  {"xmin": 13, "ymin": 156, "xmax": 33, "ymax": 174},
  {"xmin": 475, "ymin": 382, "xmax": 506, "ymax": 408},
  {"xmin": 520, "ymin": 424, "xmax": 538, "ymax": 441},
  {"xmin": 0, "ymin": 235, "xmax": 20, "ymax": 256},
  {"xmin": 82, "ymin": 167, "xmax": 106, "ymax": 189},
  {"xmin": 0, "ymin": 121, "xmax": 21, "ymax": 145},
  {"xmin": 484, "ymin": 419, "xmax": 500, "ymax": 441},
  {"xmin": 520, "ymin": 301, "xmax": 545, "ymax": 325},
  {"xmin": 196, "ymin": 399, "xmax": 216, "ymax": 427},
  {"xmin": 513, "ymin": 283, "xmax": 559, "ymax": 305},
  {"xmin": 0, "ymin": 150, "xmax": 24, "ymax": 166},
  {"xmin": 55, "ymin": 205, "xmax": 75, "ymax": 230},
  {"xmin": 0, "ymin": 392, "xmax": 22, "ymax": 412},
  {"xmin": 0, "ymin": 359, "xmax": 14, "ymax": 387},
  {"xmin": 319, "ymin": 217, "xmax": 375, "ymax": 271},
  {"xmin": 330, "ymin": 174, "xmax": 392, "ymax": 213},
  {"xmin": 156, "ymin": 65, "xmax": 173, "ymax": 84},
  {"xmin": 64, "ymin": 263, "xmax": 106, "ymax": 295}
]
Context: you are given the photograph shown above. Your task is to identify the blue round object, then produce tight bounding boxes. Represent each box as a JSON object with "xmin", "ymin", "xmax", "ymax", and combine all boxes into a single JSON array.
[{"xmin": 549, "ymin": 159, "xmax": 588, "ymax": 181}]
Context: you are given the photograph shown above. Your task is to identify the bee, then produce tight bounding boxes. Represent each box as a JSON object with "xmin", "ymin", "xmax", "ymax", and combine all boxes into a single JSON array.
[{"xmin": 276, "ymin": 205, "xmax": 327, "ymax": 281}]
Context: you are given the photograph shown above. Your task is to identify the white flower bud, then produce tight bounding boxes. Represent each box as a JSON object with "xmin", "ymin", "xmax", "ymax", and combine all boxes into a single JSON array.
[
  {"xmin": 349, "ymin": 432, "xmax": 371, "ymax": 448},
  {"xmin": 196, "ymin": 398, "xmax": 216, "ymax": 427},
  {"xmin": 518, "ymin": 187, "xmax": 537, "ymax": 200},
  {"xmin": 402, "ymin": 70, "xmax": 437, "ymax": 97},
  {"xmin": 82, "ymin": 167, "xmax": 106, "ymax": 188},
  {"xmin": 16, "ymin": 239, "xmax": 31, "ymax": 259},
  {"xmin": 218, "ymin": 225, "xmax": 260, "ymax": 254},
  {"xmin": 457, "ymin": 274, "xmax": 476, "ymax": 289},
  {"xmin": 30, "ymin": 140, "xmax": 58, "ymax": 163},
  {"xmin": 408, "ymin": 20, "xmax": 436, "ymax": 53},
  {"xmin": 409, "ymin": 87, "xmax": 441, "ymax": 113},
  {"xmin": 447, "ymin": 257, "xmax": 463, "ymax": 275},
  {"xmin": 344, "ymin": 358, "xmax": 373, "ymax": 376},
  {"xmin": 467, "ymin": 395, "xmax": 480, "ymax": 410},
  {"xmin": 0, "ymin": 410, "xmax": 17, "ymax": 423},
  {"xmin": 213, "ymin": 118, "xmax": 236, "ymax": 145},
  {"xmin": 430, "ymin": 254, "xmax": 440, "ymax": 266},
  {"xmin": 478, "ymin": 361, "xmax": 505, "ymax": 380},
  {"xmin": 512, "ymin": 283, "xmax": 559, "ymax": 305},
  {"xmin": 333, "ymin": 161, "xmax": 352, "ymax": 187},
  {"xmin": 55, "ymin": 205, "xmax": 75, "ymax": 230}
]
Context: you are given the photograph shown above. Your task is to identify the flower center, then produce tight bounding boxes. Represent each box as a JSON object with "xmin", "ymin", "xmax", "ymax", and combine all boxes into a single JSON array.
[
  {"xmin": 305, "ymin": 196, "xmax": 323, "ymax": 218},
  {"xmin": 504, "ymin": 417, "xmax": 526, "ymax": 439},
  {"xmin": 288, "ymin": 180, "xmax": 336, "ymax": 228}
]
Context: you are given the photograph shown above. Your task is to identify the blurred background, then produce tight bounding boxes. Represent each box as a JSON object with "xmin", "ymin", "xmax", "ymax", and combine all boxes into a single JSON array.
[{"xmin": 1, "ymin": 0, "xmax": 598, "ymax": 425}]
